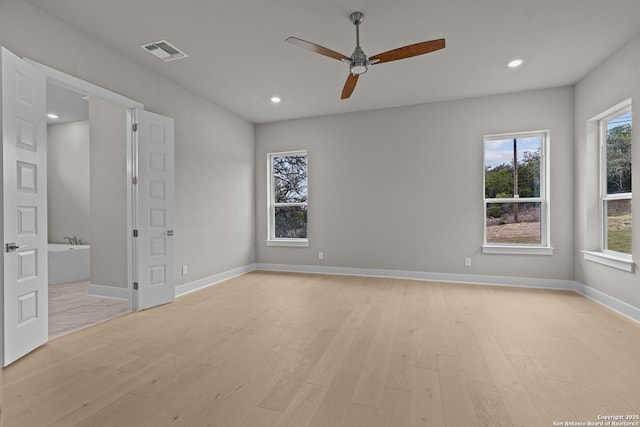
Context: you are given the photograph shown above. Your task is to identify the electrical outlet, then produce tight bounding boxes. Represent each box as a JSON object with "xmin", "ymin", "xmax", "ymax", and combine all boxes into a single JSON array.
[
  {"xmin": 182, "ymin": 265, "xmax": 188, "ymax": 275},
  {"xmin": 464, "ymin": 258, "xmax": 472, "ymax": 267},
  {"xmin": 318, "ymin": 252, "xmax": 324, "ymax": 260}
]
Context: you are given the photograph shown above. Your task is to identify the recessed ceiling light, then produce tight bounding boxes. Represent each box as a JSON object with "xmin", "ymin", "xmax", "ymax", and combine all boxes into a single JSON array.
[
  {"xmin": 507, "ymin": 58, "xmax": 525, "ymax": 68},
  {"xmin": 270, "ymin": 96, "xmax": 282, "ymax": 104},
  {"xmin": 47, "ymin": 113, "xmax": 59, "ymax": 119}
]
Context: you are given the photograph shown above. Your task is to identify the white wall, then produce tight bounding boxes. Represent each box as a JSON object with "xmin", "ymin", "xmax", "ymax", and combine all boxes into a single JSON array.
[
  {"xmin": 47, "ymin": 121, "xmax": 90, "ymax": 244},
  {"xmin": 574, "ymin": 33, "xmax": 640, "ymax": 309},
  {"xmin": 0, "ymin": 0, "xmax": 255, "ymax": 287},
  {"xmin": 256, "ymin": 87, "xmax": 575, "ymax": 280},
  {"xmin": 89, "ymin": 98, "xmax": 127, "ymax": 289}
]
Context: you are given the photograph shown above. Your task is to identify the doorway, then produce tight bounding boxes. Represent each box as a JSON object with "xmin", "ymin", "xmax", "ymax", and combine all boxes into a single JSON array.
[
  {"xmin": 2, "ymin": 48, "xmax": 176, "ymax": 366},
  {"xmin": 46, "ymin": 82, "xmax": 130, "ymax": 339}
]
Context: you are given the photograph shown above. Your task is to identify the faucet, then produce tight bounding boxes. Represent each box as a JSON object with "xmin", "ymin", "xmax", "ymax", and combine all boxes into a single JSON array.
[{"xmin": 64, "ymin": 236, "xmax": 78, "ymax": 245}]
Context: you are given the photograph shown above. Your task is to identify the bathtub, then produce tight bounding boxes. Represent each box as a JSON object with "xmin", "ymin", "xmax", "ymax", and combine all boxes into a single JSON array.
[{"xmin": 48, "ymin": 244, "xmax": 90, "ymax": 285}]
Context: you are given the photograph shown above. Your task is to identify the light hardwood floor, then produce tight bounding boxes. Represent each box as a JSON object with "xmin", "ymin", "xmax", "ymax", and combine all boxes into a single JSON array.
[{"xmin": 3, "ymin": 271, "xmax": 640, "ymax": 426}]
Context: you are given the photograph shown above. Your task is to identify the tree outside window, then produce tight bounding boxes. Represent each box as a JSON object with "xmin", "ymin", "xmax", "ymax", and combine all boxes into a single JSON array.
[
  {"xmin": 269, "ymin": 152, "xmax": 308, "ymax": 241},
  {"xmin": 484, "ymin": 133, "xmax": 547, "ymax": 246},
  {"xmin": 601, "ymin": 110, "xmax": 632, "ymax": 255}
]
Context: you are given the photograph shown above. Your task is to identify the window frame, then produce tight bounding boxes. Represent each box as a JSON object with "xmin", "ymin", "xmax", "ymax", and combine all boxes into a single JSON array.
[
  {"xmin": 598, "ymin": 105, "xmax": 632, "ymax": 258},
  {"xmin": 266, "ymin": 150, "xmax": 309, "ymax": 247},
  {"xmin": 482, "ymin": 130, "xmax": 553, "ymax": 255}
]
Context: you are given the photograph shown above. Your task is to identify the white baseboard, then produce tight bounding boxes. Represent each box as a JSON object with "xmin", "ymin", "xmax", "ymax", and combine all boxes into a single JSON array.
[
  {"xmin": 88, "ymin": 283, "xmax": 129, "ymax": 300},
  {"xmin": 255, "ymin": 263, "xmax": 575, "ymax": 290},
  {"xmin": 175, "ymin": 263, "xmax": 257, "ymax": 297},
  {"xmin": 573, "ymin": 282, "xmax": 640, "ymax": 323},
  {"xmin": 255, "ymin": 263, "xmax": 640, "ymax": 323}
]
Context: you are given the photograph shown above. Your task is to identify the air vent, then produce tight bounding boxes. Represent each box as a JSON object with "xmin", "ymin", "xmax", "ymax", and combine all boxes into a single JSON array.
[{"xmin": 140, "ymin": 40, "xmax": 188, "ymax": 62}]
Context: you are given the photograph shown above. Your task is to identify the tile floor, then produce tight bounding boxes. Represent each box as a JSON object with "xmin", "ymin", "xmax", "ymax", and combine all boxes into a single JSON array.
[{"xmin": 48, "ymin": 280, "xmax": 130, "ymax": 339}]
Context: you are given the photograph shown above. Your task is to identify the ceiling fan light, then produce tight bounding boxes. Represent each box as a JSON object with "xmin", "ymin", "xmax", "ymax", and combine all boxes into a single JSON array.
[{"xmin": 350, "ymin": 64, "xmax": 367, "ymax": 75}]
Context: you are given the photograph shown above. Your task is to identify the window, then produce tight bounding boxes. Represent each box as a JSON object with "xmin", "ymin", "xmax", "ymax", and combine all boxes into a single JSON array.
[
  {"xmin": 483, "ymin": 131, "xmax": 552, "ymax": 254},
  {"xmin": 583, "ymin": 100, "xmax": 634, "ymax": 272},
  {"xmin": 600, "ymin": 107, "xmax": 632, "ymax": 256},
  {"xmin": 267, "ymin": 151, "xmax": 308, "ymax": 247}
]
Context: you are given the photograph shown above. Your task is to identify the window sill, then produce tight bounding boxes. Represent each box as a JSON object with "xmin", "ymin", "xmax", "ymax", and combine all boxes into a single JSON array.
[
  {"xmin": 482, "ymin": 245, "xmax": 554, "ymax": 255},
  {"xmin": 582, "ymin": 251, "xmax": 635, "ymax": 273},
  {"xmin": 266, "ymin": 239, "xmax": 309, "ymax": 248}
]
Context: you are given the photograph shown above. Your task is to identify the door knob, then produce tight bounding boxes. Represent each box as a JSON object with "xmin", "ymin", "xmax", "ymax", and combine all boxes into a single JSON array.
[{"xmin": 5, "ymin": 243, "xmax": 29, "ymax": 253}]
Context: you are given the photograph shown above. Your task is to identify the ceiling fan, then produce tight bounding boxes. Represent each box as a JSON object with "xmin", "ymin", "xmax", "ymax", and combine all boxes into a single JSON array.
[{"xmin": 286, "ymin": 12, "xmax": 445, "ymax": 99}]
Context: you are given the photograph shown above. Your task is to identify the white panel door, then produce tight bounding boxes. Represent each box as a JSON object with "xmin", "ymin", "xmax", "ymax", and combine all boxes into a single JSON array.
[
  {"xmin": 134, "ymin": 110, "xmax": 175, "ymax": 310},
  {"xmin": 1, "ymin": 47, "xmax": 48, "ymax": 366}
]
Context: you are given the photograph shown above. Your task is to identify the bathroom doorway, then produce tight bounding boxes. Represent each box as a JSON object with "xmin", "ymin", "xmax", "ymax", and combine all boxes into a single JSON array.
[
  {"xmin": 2, "ymin": 49, "xmax": 175, "ymax": 365},
  {"xmin": 46, "ymin": 82, "xmax": 130, "ymax": 339}
]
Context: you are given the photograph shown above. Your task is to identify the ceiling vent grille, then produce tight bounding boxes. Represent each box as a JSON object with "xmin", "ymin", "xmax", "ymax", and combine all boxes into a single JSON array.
[{"xmin": 140, "ymin": 40, "xmax": 188, "ymax": 62}]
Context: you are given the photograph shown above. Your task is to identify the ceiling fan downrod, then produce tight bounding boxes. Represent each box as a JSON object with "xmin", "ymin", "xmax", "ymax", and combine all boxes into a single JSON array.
[{"xmin": 351, "ymin": 12, "xmax": 364, "ymax": 45}]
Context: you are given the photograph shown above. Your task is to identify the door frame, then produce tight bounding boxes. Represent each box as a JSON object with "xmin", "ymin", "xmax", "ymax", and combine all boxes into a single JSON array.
[{"xmin": 24, "ymin": 58, "xmax": 144, "ymax": 311}]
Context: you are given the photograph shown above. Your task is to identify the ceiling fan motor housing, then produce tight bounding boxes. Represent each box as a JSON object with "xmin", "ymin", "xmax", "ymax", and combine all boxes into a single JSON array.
[{"xmin": 350, "ymin": 46, "xmax": 368, "ymax": 74}]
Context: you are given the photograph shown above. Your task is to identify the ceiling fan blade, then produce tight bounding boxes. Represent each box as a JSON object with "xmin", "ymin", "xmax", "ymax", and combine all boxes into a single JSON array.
[
  {"xmin": 341, "ymin": 73, "xmax": 359, "ymax": 99},
  {"xmin": 370, "ymin": 39, "xmax": 445, "ymax": 65},
  {"xmin": 285, "ymin": 37, "xmax": 350, "ymax": 62}
]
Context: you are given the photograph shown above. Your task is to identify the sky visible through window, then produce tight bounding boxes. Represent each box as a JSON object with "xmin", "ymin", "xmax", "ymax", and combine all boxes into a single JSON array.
[
  {"xmin": 484, "ymin": 136, "xmax": 541, "ymax": 169},
  {"xmin": 608, "ymin": 111, "xmax": 632, "ymax": 131}
]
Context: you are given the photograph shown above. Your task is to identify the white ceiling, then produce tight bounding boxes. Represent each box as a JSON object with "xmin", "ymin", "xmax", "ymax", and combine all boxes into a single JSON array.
[
  {"xmin": 27, "ymin": 0, "xmax": 640, "ymax": 124},
  {"xmin": 46, "ymin": 83, "xmax": 89, "ymax": 125}
]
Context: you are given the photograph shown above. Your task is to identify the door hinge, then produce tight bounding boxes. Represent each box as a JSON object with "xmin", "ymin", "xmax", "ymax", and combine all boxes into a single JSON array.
[
  {"xmin": 132, "ymin": 123, "xmax": 138, "ymax": 132},
  {"xmin": 133, "ymin": 282, "xmax": 139, "ymax": 290},
  {"xmin": 133, "ymin": 229, "xmax": 139, "ymax": 237},
  {"xmin": 132, "ymin": 176, "xmax": 138, "ymax": 185}
]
